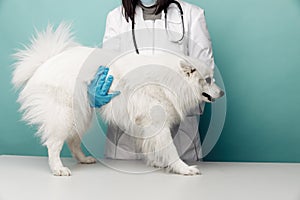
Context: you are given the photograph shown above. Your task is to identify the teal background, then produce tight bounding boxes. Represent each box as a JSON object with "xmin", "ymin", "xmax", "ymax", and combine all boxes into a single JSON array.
[{"xmin": 0, "ymin": 0, "xmax": 300, "ymax": 162}]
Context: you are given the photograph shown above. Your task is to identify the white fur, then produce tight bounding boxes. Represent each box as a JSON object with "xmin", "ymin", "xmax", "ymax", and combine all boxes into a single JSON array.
[{"xmin": 12, "ymin": 23, "xmax": 223, "ymax": 176}]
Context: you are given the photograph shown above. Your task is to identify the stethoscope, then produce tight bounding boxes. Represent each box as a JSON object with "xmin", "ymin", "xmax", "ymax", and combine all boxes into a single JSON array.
[{"xmin": 132, "ymin": 0, "xmax": 184, "ymax": 54}]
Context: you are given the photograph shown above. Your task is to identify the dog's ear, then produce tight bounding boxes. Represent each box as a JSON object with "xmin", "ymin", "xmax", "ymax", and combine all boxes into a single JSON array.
[{"xmin": 179, "ymin": 60, "xmax": 196, "ymax": 77}]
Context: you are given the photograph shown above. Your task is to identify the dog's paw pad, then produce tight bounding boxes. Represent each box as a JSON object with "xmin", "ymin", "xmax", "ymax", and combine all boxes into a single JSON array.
[
  {"xmin": 80, "ymin": 156, "xmax": 97, "ymax": 164},
  {"xmin": 53, "ymin": 167, "xmax": 71, "ymax": 176}
]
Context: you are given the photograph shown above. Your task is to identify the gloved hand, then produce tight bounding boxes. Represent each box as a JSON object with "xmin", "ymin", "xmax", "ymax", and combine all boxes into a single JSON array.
[{"xmin": 88, "ymin": 66, "xmax": 120, "ymax": 108}]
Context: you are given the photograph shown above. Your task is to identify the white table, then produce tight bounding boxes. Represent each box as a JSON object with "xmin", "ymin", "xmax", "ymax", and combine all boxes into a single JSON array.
[{"xmin": 0, "ymin": 155, "xmax": 300, "ymax": 200}]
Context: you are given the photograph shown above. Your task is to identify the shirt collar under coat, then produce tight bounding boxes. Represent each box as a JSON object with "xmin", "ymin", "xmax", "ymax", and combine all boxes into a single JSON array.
[{"xmin": 133, "ymin": 5, "xmax": 166, "ymax": 28}]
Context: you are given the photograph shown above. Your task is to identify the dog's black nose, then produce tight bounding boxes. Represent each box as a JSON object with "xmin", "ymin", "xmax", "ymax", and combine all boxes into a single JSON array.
[{"xmin": 219, "ymin": 90, "xmax": 225, "ymax": 97}]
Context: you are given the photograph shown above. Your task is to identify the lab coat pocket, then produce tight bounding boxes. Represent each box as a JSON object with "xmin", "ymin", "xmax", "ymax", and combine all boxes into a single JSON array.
[{"xmin": 166, "ymin": 19, "xmax": 184, "ymax": 43}]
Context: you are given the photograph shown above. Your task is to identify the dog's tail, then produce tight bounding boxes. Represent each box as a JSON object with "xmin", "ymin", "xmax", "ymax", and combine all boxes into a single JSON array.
[{"xmin": 12, "ymin": 22, "xmax": 78, "ymax": 89}]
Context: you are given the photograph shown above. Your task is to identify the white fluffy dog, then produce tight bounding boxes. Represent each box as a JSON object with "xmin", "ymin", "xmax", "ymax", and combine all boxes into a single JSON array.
[{"xmin": 12, "ymin": 23, "xmax": 224, "ymax": 176}]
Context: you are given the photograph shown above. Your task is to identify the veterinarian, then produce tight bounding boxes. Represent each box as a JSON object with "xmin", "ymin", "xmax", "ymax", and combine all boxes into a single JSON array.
[{"xmin": 89, "ymin": 0, "xmax": 215, "ymax": 161}]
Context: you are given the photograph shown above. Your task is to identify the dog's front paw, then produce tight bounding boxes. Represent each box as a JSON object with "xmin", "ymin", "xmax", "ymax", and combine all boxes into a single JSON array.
[
  {"xmin": 168, "ymin": 160, "xmax": 201, "ymax": 176},
  {"xmin": 79, "ymin": 156, "xmax": 97, "ymax": 164},
  {"xmin": 179, "ymin": 165, "xmax": 201, "ymax": 175},
  {"xmin": 52, "ymin": 167, "xmax": 72, "ymax": 176}
]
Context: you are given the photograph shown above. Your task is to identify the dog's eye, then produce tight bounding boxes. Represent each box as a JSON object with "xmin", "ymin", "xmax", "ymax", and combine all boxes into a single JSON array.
[{"xmin": 205, "ymin": 77, "xmax": 212, "ymax": 84}]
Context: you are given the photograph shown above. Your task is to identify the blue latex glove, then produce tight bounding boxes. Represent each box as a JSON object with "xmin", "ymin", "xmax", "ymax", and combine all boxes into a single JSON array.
[{"xmin": 88, "ymin": 66, "xmax": 120, "ymax": 108}]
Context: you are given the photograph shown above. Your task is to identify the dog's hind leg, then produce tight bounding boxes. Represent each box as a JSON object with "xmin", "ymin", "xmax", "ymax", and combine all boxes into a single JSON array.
[
  {"xmin": 142, "ymin": 127, "xmax": 200, "ymax": 175},
  {"xmin": 67, "ymin": 133, "xmax": 96, "ymax": 164},
  {"xmin": 46, "ymin": 138, "xmax": 72, "ymax": 176}
]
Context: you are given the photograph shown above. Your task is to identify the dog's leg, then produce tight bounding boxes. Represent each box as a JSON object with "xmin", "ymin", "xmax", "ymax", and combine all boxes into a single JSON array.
[
  {"xmin": 67, "ymin": 134, "xmax": 96, "ymax": 164},
  {"xmin": 47, "ymin": 139, "xmax": 71, "ymax": 176},
  {"xmin": 142, "ymin": 128, "xmax": 200, "ymax": 175}
]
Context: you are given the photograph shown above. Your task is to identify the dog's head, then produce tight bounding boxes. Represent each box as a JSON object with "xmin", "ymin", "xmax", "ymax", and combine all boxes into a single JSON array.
[{"xmin": 179, "ymin": 59, "xmax": 224, "ymax": 103}]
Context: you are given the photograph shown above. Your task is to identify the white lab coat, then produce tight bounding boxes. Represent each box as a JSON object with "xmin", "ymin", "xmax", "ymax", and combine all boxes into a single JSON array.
[{"xmin": 102, "ymin": 0, "xmax": 215, "ymax": 161}]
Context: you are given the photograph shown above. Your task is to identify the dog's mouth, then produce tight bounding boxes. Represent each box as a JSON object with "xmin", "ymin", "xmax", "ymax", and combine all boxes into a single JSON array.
[{"xmin": 202, "ymin": 92, "xmax": 215, "ymax": 102}]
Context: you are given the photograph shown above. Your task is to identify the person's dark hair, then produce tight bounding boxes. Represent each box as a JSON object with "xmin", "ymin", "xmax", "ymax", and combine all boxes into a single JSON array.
[{"xmin": 122, "ymin": 0, "xmax": 172, "ymax": 22}]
